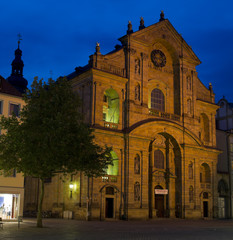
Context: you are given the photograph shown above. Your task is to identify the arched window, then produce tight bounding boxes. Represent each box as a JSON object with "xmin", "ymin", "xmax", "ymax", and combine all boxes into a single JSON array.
[
  {"xmin": 200, "ymin": 163, "xmax": 211, "ymax": 183},
  {"xmin": 151, "ymin": 88, "xmax": 165, "ymax": 112},
  {"xmin": 220, "ymin": 101, "xmax": 224, "ymax": 108},
  {"xmin": 189, "ymin": 186, "xmax": 194, "ymax": 202},
  {"xmin": 103, "ymin": 89, "xmax": 119, "ymax": 123},
  {"xmin": 106, "ymin": 187, "xmax": 114, "ymax": 195},
  {"xmin": 189, "ymin": 162, "xmax": 193, "ymax": 179},
  {"xmin": 135, "ymin": 84, "xmax": 140, "ymax": 101},
  {"xmin": 134, "ymin": 154, "xmax": 140, "ymax": 174},
  {"xmin": 218, "ymin": 179, "xmax": 228, "ymax": 196},
  {"xmin": 106, "ymin": 151, "xmax": 119, "ymax": 176},
  {"xmin": 154, "ymin": 149, "xmax": 164, "ymax": 169},
  {"xmin": 134, "ymin": 182, "xmax": 140, "ymax": 201},
  {"xmin": 203, "ymin": 192, "xmax": 208, "ymax": 199},
  {"xmin": 200, "ymin": 113, "xmax": 210, "ymax": 142}
]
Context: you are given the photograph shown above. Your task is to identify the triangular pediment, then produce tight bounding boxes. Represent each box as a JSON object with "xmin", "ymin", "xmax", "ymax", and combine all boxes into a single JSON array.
[{"xmin": 119, "ymin": 19, "xmax": 201, "ymax": 66}]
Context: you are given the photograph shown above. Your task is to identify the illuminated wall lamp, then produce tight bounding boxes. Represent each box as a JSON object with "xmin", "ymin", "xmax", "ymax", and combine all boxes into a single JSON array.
[{"xmin": 69, "ymin": 183, "xmax": 74, "ymax": 199}]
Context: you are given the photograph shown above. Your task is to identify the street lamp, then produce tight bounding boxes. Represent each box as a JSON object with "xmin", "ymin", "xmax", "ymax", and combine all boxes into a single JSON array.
[{"xmin": 69, "ymin": 183, "xmax": 74, "ymax": 199}]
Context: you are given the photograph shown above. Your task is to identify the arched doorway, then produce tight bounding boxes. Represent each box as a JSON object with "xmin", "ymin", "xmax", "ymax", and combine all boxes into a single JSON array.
[
  {"xmin": 99, "ymin": 184, "xmax": 120, "ymax": 220},
  {"xmin": 199, "ymin": 163, "xmax": 211, "ymax": 218},
  {"xmin": 200, "ymin": 191, "xmax": 211, "ymax": 218},
  {"xmin": 148, "ymin": 132, "xmax": 182, "ymax": 219}
]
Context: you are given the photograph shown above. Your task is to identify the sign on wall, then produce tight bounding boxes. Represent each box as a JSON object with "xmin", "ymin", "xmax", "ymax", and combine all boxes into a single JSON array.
[{"xmin": 155, "ymin": 189, "xmax": 168, "ymax": 195}]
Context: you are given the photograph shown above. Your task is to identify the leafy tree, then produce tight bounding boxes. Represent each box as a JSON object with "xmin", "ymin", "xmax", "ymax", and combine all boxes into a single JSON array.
[{"xmin": 0, "ymin": 78, "xmax": 112, "ymax": 227}]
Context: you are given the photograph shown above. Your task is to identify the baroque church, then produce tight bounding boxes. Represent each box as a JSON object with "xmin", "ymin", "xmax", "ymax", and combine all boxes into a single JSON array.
[{"xmin": 24, "ymin": 12, "xmax": 220, "ymax": 220}]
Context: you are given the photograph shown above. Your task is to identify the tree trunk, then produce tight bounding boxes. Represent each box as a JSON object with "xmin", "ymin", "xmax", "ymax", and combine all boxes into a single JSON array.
[{"xmin": 37, "ymin": 178, "xmax": 44, "ymax": 227}]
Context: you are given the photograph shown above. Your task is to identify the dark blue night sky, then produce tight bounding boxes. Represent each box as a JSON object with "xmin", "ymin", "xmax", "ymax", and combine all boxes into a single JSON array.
[{"xmin": 1, "ymin": 0, "xmax": 233, "ymax": 102}]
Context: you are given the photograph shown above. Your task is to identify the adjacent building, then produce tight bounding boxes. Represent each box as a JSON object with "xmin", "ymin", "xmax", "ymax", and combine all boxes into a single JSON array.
[
  {"xmin": 24, "ymin": 12, "xmax": 220, "ymax": 220},
  {"xmin": 0, "ymin": 42, "xmax": 27, "ymax": 220},
  {"xmin": 216, "ymin": 97, "xmax": 233, "ymax": 218}
]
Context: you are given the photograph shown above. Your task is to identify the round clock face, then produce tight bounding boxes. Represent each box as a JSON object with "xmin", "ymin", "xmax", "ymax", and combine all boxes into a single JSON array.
[{"xmin": 151, "ymin": 50, "xmax": 166, "ymax": 67}]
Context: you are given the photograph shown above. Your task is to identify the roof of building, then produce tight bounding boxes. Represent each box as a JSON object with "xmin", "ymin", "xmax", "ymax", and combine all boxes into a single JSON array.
[
  {"xmin": 66, "ymin": 64, "xmax": 90, "ymax": 80},
  {"xmin": 217, "ymin": 98, "xmax": 233, "ymax": 108},
  {"xmin": 67, "ymin": 12, "xmax": 201, "ymax": 81},
  {"xmin": 0, "ymin": 75, "xmax": 23, "ymax": 97}
]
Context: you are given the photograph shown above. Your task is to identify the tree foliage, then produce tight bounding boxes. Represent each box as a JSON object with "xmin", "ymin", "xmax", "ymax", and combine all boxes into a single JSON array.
[{"xmin": 0, "ymin": 77, "xmax": 112, "ymax": 226}]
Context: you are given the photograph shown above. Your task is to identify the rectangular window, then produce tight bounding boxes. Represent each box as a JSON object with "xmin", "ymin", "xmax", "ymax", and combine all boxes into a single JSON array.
[
  {"xmin": 9, "ymin": 103, "xmax": 20, "ymax": 117},
  {"xmin": 103, "ymin": 95, "xmax": 107, "ymax": 103},
  {"xmin": 44, "ymin": 177, "xmax": 52, "ymax": 183}
]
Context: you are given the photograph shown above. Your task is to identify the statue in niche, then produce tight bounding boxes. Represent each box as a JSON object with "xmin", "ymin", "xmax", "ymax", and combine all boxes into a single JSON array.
[
  {"xmin": 189, "ymin": 162, "xmax": 193, "ymax": 179},
  {"xmin": 134, "ymin": 154, "xmax": 140, "ymax": 174},
  {"xmin": 134, "ymin": 182, "xmax": 140, "ymax": 201},
  {"xmin": 135, "ymin": 59, "xmax": 140, "ymax": 74},
  {"xmin": 135, "ymin": 84, "xmax": 140, "ymax": 101},
  {"xmin": 187, "ymin": 76, "xmax": 191, "ymax": 90},
  {"xmin": 189, "ymin": 186, "xmax": 194, "ymax": 202}
]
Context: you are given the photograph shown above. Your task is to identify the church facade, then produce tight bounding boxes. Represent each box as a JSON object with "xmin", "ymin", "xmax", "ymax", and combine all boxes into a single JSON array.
[{"xmin": 24, "ymin": 13, "xmax": 220, "ymax": 220}]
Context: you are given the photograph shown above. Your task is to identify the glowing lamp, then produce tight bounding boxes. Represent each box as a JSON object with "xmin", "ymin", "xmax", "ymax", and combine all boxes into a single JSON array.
[{"xmin": 69, "ymin": 183, "xmax": 74, "ymax": 199}]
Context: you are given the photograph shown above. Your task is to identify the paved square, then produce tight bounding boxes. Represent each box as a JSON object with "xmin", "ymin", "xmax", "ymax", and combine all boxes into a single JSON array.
[{"xmin": 1, "ymin": 218, "xmax": 233, "ymax": 240}]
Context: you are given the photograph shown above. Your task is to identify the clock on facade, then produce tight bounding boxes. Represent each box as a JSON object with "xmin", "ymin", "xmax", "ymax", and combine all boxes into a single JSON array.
[{"xmin": 151, "ymin": 50, "xmax": 166, "ymax": 67}]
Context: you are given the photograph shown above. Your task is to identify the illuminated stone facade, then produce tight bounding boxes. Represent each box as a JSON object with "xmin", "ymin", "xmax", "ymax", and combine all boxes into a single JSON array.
[{"xmin": 24, "ymin": 14, "xmax": 220, "ymax": 220}]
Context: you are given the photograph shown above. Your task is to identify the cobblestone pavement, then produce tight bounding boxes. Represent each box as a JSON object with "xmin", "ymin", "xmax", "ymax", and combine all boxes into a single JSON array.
[{"xmin": 1, "ymin": 218, "xmax": 233, "ymax": 240}]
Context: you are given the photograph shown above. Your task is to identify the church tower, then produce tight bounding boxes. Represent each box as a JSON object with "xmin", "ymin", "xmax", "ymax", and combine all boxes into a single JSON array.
[{"xmin": 7, "ymin": 36, "xmax": 28, "ymax": 93}]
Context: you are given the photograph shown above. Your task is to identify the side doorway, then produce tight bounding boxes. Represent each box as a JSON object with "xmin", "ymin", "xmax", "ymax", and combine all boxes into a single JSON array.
[
  {"xmin": 105, "ymin": 198, "xmax": 114, "ymax": 218},
  {"xmin": 203, "ymin": 201, "xmax": 208, "ymax": 218},
  {"xmin": 99, "ymin": 185, "xmax": 120, "ymax": 220},
  {"xmin": 201, "ymin": 192, "xmax": 210, "ymax": 219}
]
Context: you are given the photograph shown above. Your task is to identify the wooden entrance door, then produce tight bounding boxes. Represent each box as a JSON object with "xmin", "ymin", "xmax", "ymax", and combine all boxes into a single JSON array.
[{"xmin": 155, "ymin": 194, "xmax": 164, "ymax": 217}]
